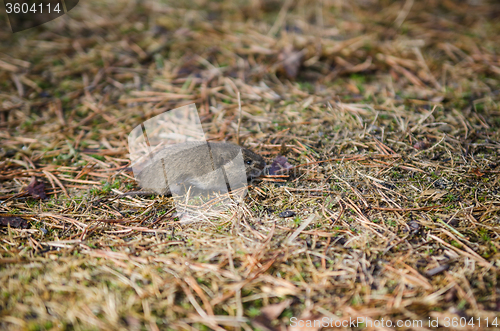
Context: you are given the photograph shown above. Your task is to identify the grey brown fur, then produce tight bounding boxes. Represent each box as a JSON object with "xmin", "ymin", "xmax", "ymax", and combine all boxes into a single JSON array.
[{"xmin": 126, "ymin": 142, "xmax": 265, "ymax": 196}]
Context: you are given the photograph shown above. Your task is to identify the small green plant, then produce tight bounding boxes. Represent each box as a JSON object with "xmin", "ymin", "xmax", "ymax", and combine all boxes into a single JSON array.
[
  {"xmin": 102, "ymin": 182, "xmax": 112, "ymax": 193},
  {"xmin": 247, "ymin": 306, "xmax": 261, "ymax": 318},
  {"xmin": 443, "ymin": 193, "xmax": 458, "ymax": 203}
]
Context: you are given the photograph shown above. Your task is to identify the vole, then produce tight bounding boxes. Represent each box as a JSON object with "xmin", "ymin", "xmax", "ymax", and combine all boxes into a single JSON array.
[{"xmin": 121, "ymin": 142, "xmax": 266, "ymax": 197}]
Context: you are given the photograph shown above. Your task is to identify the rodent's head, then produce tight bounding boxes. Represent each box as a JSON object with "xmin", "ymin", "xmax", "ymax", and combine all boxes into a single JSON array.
[{"xmin": 242, "ymin": 148, "xmax": 266, "ymax": 178}]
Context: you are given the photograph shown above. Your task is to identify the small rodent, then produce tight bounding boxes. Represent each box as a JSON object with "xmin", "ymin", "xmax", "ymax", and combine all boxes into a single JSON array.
[{"xmin": 124, "ymin": 141, "xmax": 266, "ymax": 197}]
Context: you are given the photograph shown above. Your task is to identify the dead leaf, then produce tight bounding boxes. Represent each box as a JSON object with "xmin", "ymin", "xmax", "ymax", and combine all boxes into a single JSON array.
[
  {"xmin": 413, "ymin": 141, "xmax": 429, "ymax": 150},
  {"xmin": 269, "ymin": 155, "xmax": 293, "ymax": 175},
  {"xmin": 0, "ymin": 216, "xmax": 28, "ymax": 229},
  {"xmin": 25, "ymin": 178, "xmax": 47, "ymax": 199},
  {"xmin": 251, "ymin": 299, "xmax": 292, "ymax": 331},
  {"xmin": 278, "ymin": 46, "xmax": 304, "ymax": 79},
  {"xmin": 262, "ymin": 299, "xmax": 292, "ymax": 320},
  {"xmin": 471, "ymin": 168, "xmax": 485, "ymax": 177}
]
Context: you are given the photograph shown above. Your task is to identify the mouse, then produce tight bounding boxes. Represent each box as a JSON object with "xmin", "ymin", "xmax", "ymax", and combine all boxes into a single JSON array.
[{"xmin": 121, "ymin": 141, "xmax": 266, "ymax": 197}]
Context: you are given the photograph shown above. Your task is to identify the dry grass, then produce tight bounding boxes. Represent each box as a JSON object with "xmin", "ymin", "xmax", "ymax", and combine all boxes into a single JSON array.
[{"xmin": 1, "ymin": 0, "xmax": 500, "ymax": 330}]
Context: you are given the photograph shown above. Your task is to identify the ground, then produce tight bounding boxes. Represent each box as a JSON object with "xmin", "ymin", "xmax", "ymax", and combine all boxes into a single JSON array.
[{"xmin": 0, "ymin": 0, "xmax": 500, "ymax": 330}]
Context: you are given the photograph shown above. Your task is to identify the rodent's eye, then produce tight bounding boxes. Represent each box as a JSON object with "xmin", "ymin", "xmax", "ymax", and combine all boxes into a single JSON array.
[{"xmin": 245, "ymin": 160, "xmax": 252, "ymax": 165}]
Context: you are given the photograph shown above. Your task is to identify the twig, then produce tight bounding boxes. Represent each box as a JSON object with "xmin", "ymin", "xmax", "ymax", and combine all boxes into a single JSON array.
[{"xmin": 236, "ymin": 92, "xmax": 242, "ymax": 146}]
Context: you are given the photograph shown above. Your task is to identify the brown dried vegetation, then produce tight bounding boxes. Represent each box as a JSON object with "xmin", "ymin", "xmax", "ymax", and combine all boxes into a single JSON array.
[{"xmin": 1, "ymin": 0, "xmax": 500, "ymax": 330}]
